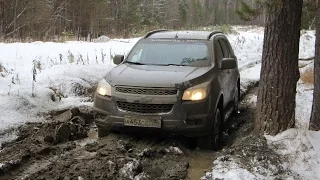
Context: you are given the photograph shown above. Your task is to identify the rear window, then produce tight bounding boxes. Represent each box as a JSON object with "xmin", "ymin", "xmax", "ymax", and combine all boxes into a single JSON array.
[{"xmin": 126, "ymin": 39, "xmax": 210, "ymax": 67}]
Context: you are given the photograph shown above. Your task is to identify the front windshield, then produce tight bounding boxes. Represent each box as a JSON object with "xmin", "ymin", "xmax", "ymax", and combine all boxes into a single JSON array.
[{"xmin": 126, "ymin": 39, "xmax": 210, "ymax": 67}]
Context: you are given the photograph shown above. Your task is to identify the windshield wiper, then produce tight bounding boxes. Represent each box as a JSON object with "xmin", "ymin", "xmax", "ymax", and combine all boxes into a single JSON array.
[
  {"xmin": 126, "ymin": 61, "xmax": 147, "ymax": 65},
  {"xmin": 163, "ymin": 64, "xmax": 188, "ymax": 66},
  {"xmin": 126, "ymin": 62, "xmax": 188, "ymax": 66}
]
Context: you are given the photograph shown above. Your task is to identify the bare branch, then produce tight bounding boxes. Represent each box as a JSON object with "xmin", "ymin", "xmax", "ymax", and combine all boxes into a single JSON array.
[
  {"xmin": 6, "ymin": 1, "xmax": 31, "ymax": 29},
  {"xmin": 4, "ymin": 24, "xmax": 26, "ymax": 37}
]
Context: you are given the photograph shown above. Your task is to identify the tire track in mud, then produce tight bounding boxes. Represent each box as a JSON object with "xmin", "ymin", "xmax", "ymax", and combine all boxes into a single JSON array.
[
  {"xmin": 187, "ymin": 86, "xmax": 259, "ymax": 180},
  {"xmin": 0, "ymin": 63, "xmax": 262, "ymax": 180}
]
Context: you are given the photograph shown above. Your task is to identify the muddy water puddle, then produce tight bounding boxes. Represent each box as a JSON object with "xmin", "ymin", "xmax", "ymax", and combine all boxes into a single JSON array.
[
  {"xmin": 187, "ymin": 150, "xmax": 216, "ymax": 179},
  {"xmin": 87, "ymin": 129, "xmax": 98, "ymax": 139}
]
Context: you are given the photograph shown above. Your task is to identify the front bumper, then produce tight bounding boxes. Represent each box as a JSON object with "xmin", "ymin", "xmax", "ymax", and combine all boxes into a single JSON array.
[{"xmin": 93, "ymin": 90, "xmax": 213, "ymax": 137}]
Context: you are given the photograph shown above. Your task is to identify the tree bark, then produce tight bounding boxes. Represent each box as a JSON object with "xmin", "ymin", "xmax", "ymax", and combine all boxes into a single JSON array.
[
  {"xmin": 310, "ymin": 0, "xmax": 320, "ymax": 131},
  {"xmin": 13, "ymin": 0, "xmax": 18, "ymax": 38},
  {"xmin": 0, "ymin": 0, "xmax": 4, "ymax": 38},
  {"xmin": 255, "ymin": 0, "xmax": 303, "ymax": 135}
]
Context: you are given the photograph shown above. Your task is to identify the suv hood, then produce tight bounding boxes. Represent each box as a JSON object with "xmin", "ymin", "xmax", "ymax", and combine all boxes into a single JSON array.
[{"xmin": 105, "ymin": 64, "xmax": 212, "ymax": 88}]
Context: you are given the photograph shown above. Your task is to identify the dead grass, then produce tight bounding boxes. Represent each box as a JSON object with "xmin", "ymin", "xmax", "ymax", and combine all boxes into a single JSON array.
[
  {"xmin": 300, "ymin": 67, "xmax": 314, "ymax": 85},
  {"xmin": 0, "ymin": 63, "xmax": 5, "ymax": 73}
]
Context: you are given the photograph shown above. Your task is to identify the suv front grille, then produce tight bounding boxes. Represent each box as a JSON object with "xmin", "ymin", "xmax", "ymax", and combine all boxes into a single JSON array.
[
  {"xmin": 117, "ymin": 102, "xmax": 173, "ymax": 114},
  {"xmin": 116, "ymin": 86, "xmax": 177, "ymax": 96}
]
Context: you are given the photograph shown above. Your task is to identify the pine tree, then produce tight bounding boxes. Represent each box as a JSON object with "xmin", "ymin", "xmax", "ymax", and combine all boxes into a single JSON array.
[
  {"xmin": 254, "ymin": 0, "xmax": 303, "ymax": 135},
  {"xmin": 310, "ymin": 0, "xmax": 320, "ymax": 131}
]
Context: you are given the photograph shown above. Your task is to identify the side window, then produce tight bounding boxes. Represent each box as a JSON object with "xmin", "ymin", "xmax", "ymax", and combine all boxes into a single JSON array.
[
  {"xmin": 223, "ymin": 39, "xmax": 234, "ymax": 56},
  {"xmin": 218, "ymin": 39, "xmax": 231, "ymax": 58},
  {"xmin": 214, "ymin": 39, "xmax": 224, "ymax": 67}
]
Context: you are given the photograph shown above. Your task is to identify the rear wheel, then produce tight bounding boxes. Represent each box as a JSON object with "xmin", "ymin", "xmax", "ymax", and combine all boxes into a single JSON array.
[{"xmin": 197, "ymin": 108, "xmax": 222, "ymax": 150}]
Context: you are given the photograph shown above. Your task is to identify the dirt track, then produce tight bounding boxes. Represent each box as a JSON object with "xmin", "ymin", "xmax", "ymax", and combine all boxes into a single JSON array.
[{"xmin": 0, "ymin": 87, "xmax": 271, "ymax": 180}]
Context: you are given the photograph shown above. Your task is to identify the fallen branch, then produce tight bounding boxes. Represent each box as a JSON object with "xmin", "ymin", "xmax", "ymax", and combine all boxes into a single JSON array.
[{"xmin": 299, "ymin": 57, "xmax": 315, "ymax": 61}]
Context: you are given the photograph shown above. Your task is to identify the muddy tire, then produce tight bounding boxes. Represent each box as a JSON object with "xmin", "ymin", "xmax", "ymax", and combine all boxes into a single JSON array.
[
  {"xmin": 197, "ymin": 108, "xmax": 222, "ymax": 150},
  {"xmin": 97, "ymin": 126, "xmax": 111, "ymax": 138}
]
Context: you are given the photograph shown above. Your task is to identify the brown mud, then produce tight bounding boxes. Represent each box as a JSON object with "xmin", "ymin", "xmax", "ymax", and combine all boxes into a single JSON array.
[{"xmin": 0, "ymin": 86, "xmax": 287, "ymax": 180}]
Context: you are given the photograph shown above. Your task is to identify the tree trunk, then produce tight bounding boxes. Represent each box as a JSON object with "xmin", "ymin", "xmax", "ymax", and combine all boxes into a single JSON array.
[
  {"xmin": 255, "ymin": 0, "xmax": 303, "ymax": 135},
  {"xmin": 310, "ymin": 0, "xmax": 320, "ymax": 131},
  {"xmin": 13, "ymin": 0, "xmax": 18, "ymax": 38},
  {"xmin": 0, "ymin": 0, "xmax": 4, "ymax": 38},
  {"xmin": 89, "ymin": 0, "xmax": 94, "ymax": 41}
]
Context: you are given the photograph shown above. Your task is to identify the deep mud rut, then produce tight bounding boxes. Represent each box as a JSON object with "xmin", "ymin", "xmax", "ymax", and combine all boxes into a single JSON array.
[{"xmin": 0, "ymin": 87, "xmax": 274, "ymax": 180}]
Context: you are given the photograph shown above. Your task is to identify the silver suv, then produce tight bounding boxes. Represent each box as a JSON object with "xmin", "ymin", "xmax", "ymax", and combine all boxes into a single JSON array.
[{"xmin": 93, "ymin": 30, "xmax": 240, "ymax": 150}]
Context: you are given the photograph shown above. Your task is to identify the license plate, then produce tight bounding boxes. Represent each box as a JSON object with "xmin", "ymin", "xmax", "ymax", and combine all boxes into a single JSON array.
[{"xmin": 124, "ymin": 115, "xmax": 161, "ymax": 128}]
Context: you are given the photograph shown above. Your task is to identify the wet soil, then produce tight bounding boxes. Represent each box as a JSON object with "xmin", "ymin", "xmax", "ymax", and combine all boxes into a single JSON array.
[{"xmin": 0, "ymin": 86, "xmax": 276, "ymax": 180}]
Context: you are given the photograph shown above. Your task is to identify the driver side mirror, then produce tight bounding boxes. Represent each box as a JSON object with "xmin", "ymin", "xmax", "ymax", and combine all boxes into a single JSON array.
[
  {"xmin": 113, "ymin": 55, "xmax": 124, "ymax": 65},
  {"xmin": 220, "ymin": 58, "xmax": 237, "ymax": 70}
]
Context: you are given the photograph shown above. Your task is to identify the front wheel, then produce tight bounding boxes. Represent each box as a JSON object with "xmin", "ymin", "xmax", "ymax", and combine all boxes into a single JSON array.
[
  {"xmin": 197, "ymin": 108, "xmax": 222, "ymax": 150},
  {"xmin": 97, "ymin": 126, "xmax": 111, "ymax": 138}
]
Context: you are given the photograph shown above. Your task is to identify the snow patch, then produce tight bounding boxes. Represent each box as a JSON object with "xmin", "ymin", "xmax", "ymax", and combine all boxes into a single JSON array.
[
  {"xmin": 93, "ymin": 36, "xmax": 111, "ymax": 43},
  {"xmin": 295, "ymin": 84, "xmax": 314, "ymax": 129},
  {"xmin": 299, "ymin": 31, "xmax": 316, "ymax": 59},
  {"xmin": 266, "ymin": 129, "xmax": 320, "ymax": 180},
  {"xmin": 0, "ymin": 130, "xmax": 18, "ymax": 150},
  {"xmin": 0, "ymin": 39, "xmax": 139, "ymax": 135},
  {"xmin": 134, "ymin": 172, "xmax": 149, "ymax": 180},
  {"xmin": 119, "ymin": 159, "xmax": 140, "ymax": 179},
  {"xmin": 138, "ymin": 148, "xmax": 151, "ymax": 157},
  {"xmin": 201, "ymin": 159, "xmax": 262, "ymax": 180},
  {"xmin": 165, "ymin": 146, "xmax": 183, "ymax": 155}
]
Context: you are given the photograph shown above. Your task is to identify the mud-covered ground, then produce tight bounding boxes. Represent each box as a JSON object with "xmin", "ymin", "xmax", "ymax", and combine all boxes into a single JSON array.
[{"xmin": 0, "ymin": 87, "xmax": 287, "ymax": 180}]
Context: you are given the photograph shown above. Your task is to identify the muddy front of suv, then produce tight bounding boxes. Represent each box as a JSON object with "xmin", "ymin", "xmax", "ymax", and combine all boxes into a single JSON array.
[{"xmin": 93, "ymin": 82, "xmax": 219, "ymax": 137}]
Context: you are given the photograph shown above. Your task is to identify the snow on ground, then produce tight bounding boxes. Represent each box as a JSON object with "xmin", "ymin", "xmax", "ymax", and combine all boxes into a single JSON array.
[
  {"xmin": 202, "ymin": 160, "xmax": 270, "ymax": 180},
  {"xmin": 300, "ymin": 30, "xmax": 317, "ymax": 59},
  {"xmin": 0, "ymin": 39, "xmax": 139, "ymax": 135},
  {"xmin": 0, "ymin": 27, "xmax": 318, "ymax": 179},
  {"xmin": 119, "ymin": 158, "xmax": 149, "ymax": 180},
  {"xmin": 266, "ymin": 129, "xmax": 320, "ymax": 180},
  {"xmin": 229, "ymin": 26, "xmax": 264, "ymax": 95}
]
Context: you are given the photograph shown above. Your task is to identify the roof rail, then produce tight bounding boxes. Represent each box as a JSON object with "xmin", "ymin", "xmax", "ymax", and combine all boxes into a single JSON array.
[
  {"xmin": 144, "ymin": 29, "xmax": 169, "ymax": 38},
  {"xmin": 207, "ymin": 31, "xmax": 223, "ymax": 40}
]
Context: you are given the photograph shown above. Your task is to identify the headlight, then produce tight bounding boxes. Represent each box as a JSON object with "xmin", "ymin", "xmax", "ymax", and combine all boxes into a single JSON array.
[
  {"xmin": 96, "ymin": 79, "xmax": 112, "ymax": 96},
  {"xmin": 182, "ymin": 82, "xmax": 210, "ymax": 101}
]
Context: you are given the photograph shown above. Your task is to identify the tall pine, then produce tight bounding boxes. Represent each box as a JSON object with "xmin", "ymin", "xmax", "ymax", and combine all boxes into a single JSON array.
[
  {"xmin": 255, "ymin": 0, "xmax": 303, "ymax": 135},
  {"xmin": 310, "ymin": 0, "xmax": 320, "ymax": 131}
]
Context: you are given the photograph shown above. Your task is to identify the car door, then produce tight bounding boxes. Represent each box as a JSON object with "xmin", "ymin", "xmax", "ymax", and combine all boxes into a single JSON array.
[
  {"xmin": 219, "ymin": 38, "xmax": 238, "ymax": 105},
  {"xmin": 214, "ymin": 38, "xmax": 230, "ymax": 108},
  {"xmin": 218, "ymin": 38, "xmax": 234, "ymax": 105}
]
